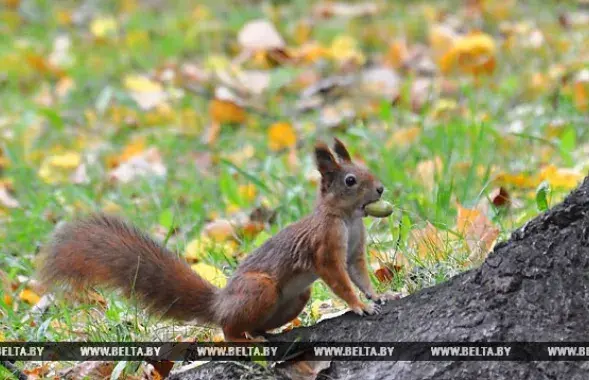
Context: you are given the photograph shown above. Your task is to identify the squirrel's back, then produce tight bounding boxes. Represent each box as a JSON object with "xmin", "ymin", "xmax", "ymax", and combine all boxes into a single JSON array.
[{"xmin": 39, "ymin": 214, "xmax": 219, "ymax": 322}]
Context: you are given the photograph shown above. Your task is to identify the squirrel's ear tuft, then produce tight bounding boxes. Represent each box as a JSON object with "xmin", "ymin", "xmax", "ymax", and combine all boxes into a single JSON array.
[
  {"xmin": 333, "ymin": 138, "xmax": 352, "ymax": 163},
  {"xmin": 315, "ymin": 142, "xmax": 339, "ymax": 175}
]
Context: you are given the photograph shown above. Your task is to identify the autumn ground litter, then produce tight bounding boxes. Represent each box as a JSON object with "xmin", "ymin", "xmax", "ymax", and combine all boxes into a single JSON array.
[{"xmin": 0, "ymin": 0, "xmax": 588, "ymax": 378}]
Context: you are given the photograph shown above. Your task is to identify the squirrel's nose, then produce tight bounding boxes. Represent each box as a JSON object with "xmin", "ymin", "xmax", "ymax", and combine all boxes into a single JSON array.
[{"xmin": 376, "ymin": 185, "xmax": 384, "ymax": 195}]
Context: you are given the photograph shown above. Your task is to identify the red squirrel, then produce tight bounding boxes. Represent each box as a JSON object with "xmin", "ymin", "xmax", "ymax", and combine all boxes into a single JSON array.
[{"xmin": 39, "ymin": 138, "xmax": 397, "ymax": 341}]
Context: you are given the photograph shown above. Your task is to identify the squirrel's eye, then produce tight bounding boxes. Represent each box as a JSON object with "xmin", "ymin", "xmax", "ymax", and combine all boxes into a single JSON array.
[{"xmin": 344, "ymin": 174, "xmax": 357, "ymax": 187}]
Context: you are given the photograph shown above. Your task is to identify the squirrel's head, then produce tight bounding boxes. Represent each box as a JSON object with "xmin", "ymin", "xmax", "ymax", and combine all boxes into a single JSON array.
[{"xmin": 314, "ymin": 138, "xmax": 384, "ymax": 218}]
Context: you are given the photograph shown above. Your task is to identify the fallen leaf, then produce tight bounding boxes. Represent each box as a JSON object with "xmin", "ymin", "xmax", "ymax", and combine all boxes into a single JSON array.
[
  {"xmin": 185, "ymin": 236, "xmax": 236, "ymax": 262},
  {"xmin": 314, "ymin": 1, "xmax": 378, "ymax": 19},
  {"xmin": 19, "ymin": 288, "xmax": 41, "ymax": 305},
  {"xmin": 209, "ymin": 88, "xmax": 247, "ymax": 124},
  {"xmin": 374, "ymin": 266, "xmax": 394, "ymax": 283},
  {"xmin": 90, "ymin": 16, "xmax": 118, "ymax": 38},
  {"xmin": 109, "ymin": 147, "xmax": 167, "ymax": 183},
  {"xmin": 238, "ymin": 19, "xmax": 285, "ymax": 51},
  {"xmin": 38, "ymin": 152, "xmax": 82, "ymax": 184},
  {"xmin": 191, "ymin": 263, "xmax": 227, "ymax": 288},
  {"xmin": 361, "ymin": 66, "xmax": 400, "ymax": 100},
  {"xmin": 438, "ymin": 30, "xmax": 497, "ymax": 75},
  {"xmin": 456, "ymin": 204, "xmax": 500, "ymax": 265},
  {"xmin": 203, "ymin": 219, "xmax": 236, "ymax": 242},
  {"xmin": 490, "ymin": 187, "xmax": 510, "ymax": 207},
  {"xmin": 0, "ymin": 184, "xmax": 19, "ymax": 208},
  {"xmin": 268, "ymin": 122, "xmax": 297, "ymax": 151},
  {"xmin": 238, "ymin": 184, "xmax": 257, "ymax": 202},
  {"xmin": 124, "ymin": 74, "xmax": 167, "ymax": 110},
  {"xmin": 572, "ymin": 70, "xmax": 588, "ymax": 112},
  {"xmin": 277, "ymin": 360, "xmax": 331, "ymax": 380},
  {"xmin": 539, "ymin": 165, "xmax": 583, "ymax": 189},
  {"xmin": 65, "ymin": 362, "xmax": 114, "ymax": 379},
  {"xmin": 328, "ymin": 35, "xmax": 365, "ymax": 65}
]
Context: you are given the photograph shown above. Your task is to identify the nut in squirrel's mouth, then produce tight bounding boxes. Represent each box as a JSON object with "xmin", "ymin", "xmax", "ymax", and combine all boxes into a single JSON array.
[{"xmin": 360, "ymin": 200, "xmax": 379, "ymax": 215}]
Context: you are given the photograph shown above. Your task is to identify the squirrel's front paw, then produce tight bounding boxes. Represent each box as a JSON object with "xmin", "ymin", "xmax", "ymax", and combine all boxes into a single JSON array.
[
  {"xmin": 352, "ymin": 302, "xmax": 381, "ymax": 316},
  {"xmin": 367, "ymin": 290, "xmax": 402, "ymax": 305}
]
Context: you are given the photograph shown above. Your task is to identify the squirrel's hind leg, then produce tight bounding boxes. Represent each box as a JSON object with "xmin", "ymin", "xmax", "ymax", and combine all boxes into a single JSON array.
[
  {"xmin": 253, "ymin": 288, "xmax": 311, "ymax": 334},
  {"xmin": 218, "ymin": 272, "xmax": 279, "ymax": 342}
]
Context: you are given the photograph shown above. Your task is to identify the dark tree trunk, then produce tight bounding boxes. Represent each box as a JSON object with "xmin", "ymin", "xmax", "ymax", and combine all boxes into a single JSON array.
[{"xmin": 171, "ymin": 178, "xmax": 589, "ymax": 380}]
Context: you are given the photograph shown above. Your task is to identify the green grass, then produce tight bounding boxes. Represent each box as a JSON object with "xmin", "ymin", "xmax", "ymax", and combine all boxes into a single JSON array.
[{"xmin": 1, "ymin": 0, "xmax": 588, "ymax": 376}]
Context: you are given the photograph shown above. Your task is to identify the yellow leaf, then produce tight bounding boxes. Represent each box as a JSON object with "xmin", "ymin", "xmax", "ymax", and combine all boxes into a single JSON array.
[
  {"xmin": 19, "ymin": 288, "xmax": 41, "ymax": 305},
  {"xmin": 124, "ymin": 75, "xmax": 162, "ymax": 93},
  {"xmin": 209, "ymin": 99, "xmax": 246, "ymax": 124},
  {"xmin": 328, "ymin": 35, "xmax": 365, "ymax": 65},
  {"xmin": 386, "ymin": 39, "xmax": 409, "ymax": 69},
  {"xmin": 239, "ymin": 184, "xmax": 257, "ymax": 202},
  {"xmin": 90, "ymin": 16, "xmax": 118, "ymax": 38},
  {"xmin": 539, "ymin": 165, "xmax": 583, "ymax": 190},
  {"xmin": 38, "ymin": 152, "xmax": 82, "ymax": 184},
  {"xmin": 124, "ymin": 75, "xmax": 167, "ymax": 110},
  {"xmin": 440, "ymin": 32, "xmax": 497, "ymax": 75},
  {"xmin": 268, "ymin": 122, "xmax": 297, "ymax": 151},
  {"xmin": 573, "ymin": 79, "xmax": 588, "ymax": 113},
  {"xmin": 494, "ymin": 172, "xmax": 539, "ymax": 188},
  {"xmin": 294, "ymin": 42, "xmax": 329, "ymax": 63},
  {"xmin": 185, "ymin": 236, "xmax": 237, "ymax": 262},
  {"xmin": 191, "ymin": 263, "xmax": 227, "ymax": 288}
]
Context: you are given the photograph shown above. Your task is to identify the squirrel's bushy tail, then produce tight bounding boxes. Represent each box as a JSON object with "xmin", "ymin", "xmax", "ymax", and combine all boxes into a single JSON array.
[{"xmin": 39, "ymin": 214, "xmax": 219, "ymax": 323}]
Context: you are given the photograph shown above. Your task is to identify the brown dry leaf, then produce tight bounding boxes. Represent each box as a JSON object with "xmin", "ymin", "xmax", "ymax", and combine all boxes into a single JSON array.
[
  {"xmin": 0, "ymin": 183, "xmax": 19, "ymax": 209},
  {"xmin": 277, "ymin": 360, "xmax": 331, "ymax": 380},
  {"xmin": 109, "ymin": 147, "xmax": 167, "ymax": 183},
  {"xmin": 66, "ymin": 361, "xmax": 115, "ymax": 379},
  {"xmin": 456, "ymin": 204, "xmax": 500, "ymax": 265},
  {"xmin": 23, "ymin": 363, "xmax": 50, "ymax": 378},
  {"xmin": 148, "ymin": 360, "xmax": 175, "ymax": 380},
  {"xmin": 237, "ymin": 19, "xmax": 285, "ymax": 51},
  {"xmin": 374, "ymin": 266, "xmax": 395, "ymax": 283},
  {"xmin": 268, "ymin": 122, "xmax": 297, "ymax": 151},
  {"xmin": 490, "ymin": 187, "xmax": 510, "ymax": 207},
  {"xmin": 409, "ymin": 222, "xmax": 447, "ymax": 261}
]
